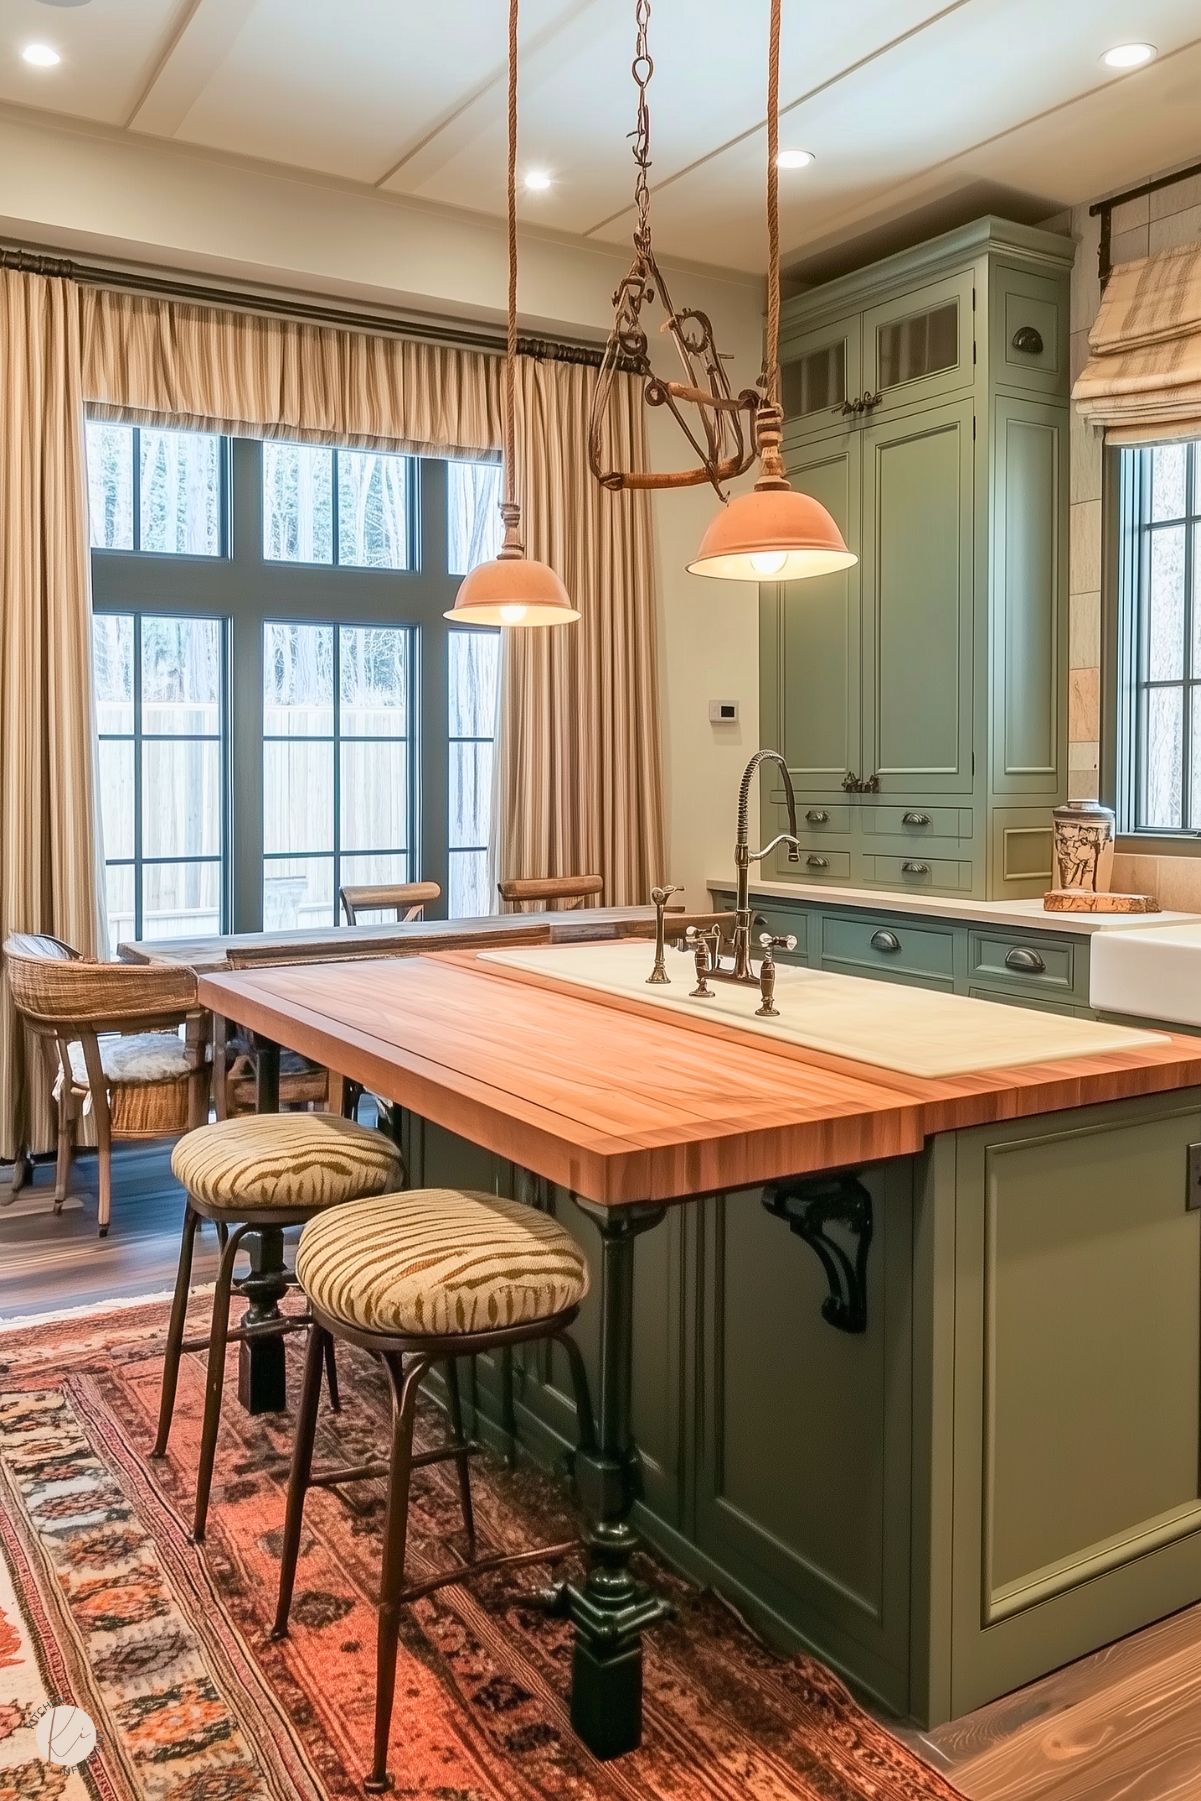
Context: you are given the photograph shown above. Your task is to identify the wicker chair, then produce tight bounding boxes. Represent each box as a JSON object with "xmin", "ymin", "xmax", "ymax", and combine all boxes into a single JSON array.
[
  {"xmin": 497, "ymin": 874, "xmax": 603, "ymax": 912},
  {"xmin": 3, "ymin": 933, "xmax": 211, "ymax": 1236},
  {"xmin": 339, "ymin": 880, "xmax": 441, "ymax": 926}
]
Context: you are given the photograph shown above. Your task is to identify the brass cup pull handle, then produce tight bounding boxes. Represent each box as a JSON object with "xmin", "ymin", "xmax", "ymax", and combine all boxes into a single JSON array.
[
  {"xmin": 1004, "ymin": 946, "xmax": 1046, "ymax": 974},
  {"xmin": 901, "ymin": 811, "xmax": 930, "ymax": 827},
  {"xmin": 901, "ymin": 860, "xmax": 929, "ymax": 876},
  {"xmin": 806, "ymin": 855, "xmax": 830, "ymax": 870},
  {"xmin": 806, "ymin": 808, "xmax": 829, "ymax": 824},
  {"xmin": 870, "ymin": 929, "xmax": 901, "ymax": 953}
]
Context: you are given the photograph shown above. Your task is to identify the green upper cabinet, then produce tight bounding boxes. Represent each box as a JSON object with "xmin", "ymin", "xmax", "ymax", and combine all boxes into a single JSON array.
[
  {"xmin": 861, "ymin": 398, "xmax": 975, "ymax": 794},
  {"xmin": 761, "ymin": 432, "xmax": 861, "ymax": 794},
  {"xmin": 861, "ymin": 269, "xmax": 975, "ymax": 419},
  {"xmin": 765, "ymin": 217, "xmax": 1074, "ymax": 900}
]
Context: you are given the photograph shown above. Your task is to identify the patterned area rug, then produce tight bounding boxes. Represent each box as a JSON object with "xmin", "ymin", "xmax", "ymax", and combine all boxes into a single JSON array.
[{"xmin": 0, "ymin": 1297, "xmax": 961, "ymax": 1801}]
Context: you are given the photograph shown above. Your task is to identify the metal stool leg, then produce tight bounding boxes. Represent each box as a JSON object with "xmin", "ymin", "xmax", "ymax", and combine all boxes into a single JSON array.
[
  {"xmin": 152, "ymin": 1202, "xmax": 202, "ymax": 1459},
  {"xmin": 271, "ymin": 1323, "xmax": 327, "ymax": 1639},
  {"xmin": 366, "ymin": 1351, "xmax": 430, "ymax": 1794},
  {"xmin": 322, "ymin": 1333, "xmax": 341, "ymax": 1412},
  {"xmin": 443, "ymin": 1357, "xmax": 475, "ymax": 1545},
  {"xmin": 192, "ymin": 1224, "xmax": 250, "ymax": 1543}
]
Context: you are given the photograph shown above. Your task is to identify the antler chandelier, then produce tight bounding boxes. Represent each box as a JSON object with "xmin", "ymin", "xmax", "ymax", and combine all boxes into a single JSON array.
[{"xmin": 587, "ymin": 0, "xmax": 761, "ymax": 497}]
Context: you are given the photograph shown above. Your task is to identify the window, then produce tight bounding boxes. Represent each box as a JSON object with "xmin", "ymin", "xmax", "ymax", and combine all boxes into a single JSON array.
[
  {"xmin": 1114, "ymin": 440, "xmax": 1201, "ymax": 834},
  {"xmin": 93, "ymin": 613, "xmax": 225, "ymax": 944},
  {"xmin": 263, "ymin": 622, "xmax": 412, "ymax": 929},
  {"xmin": 87, "ymin": 422, "xmax": 502, "ymax": 947}
]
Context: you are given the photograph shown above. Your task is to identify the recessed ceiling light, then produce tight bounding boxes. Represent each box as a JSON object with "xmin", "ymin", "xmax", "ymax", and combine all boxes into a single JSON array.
[
  {"xmin": 776, "ymin": 149, "xmax": 815, "ymax": 171},
  {"xmin": 523, "ymin": 168, "xmax": 552, "ymax": 193},
  {"xmin": 21, "ymin": 41, "xmax": 61, "ymax": 66},
  {"xmin": 1100, "ymin": 42, "xmax": 1157, "ymax": 69}
]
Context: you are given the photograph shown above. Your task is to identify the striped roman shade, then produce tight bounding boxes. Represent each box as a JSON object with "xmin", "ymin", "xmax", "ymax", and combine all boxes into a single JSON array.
[{"xmin": 1073, "ymin": 244, "xmax": 1201, "ymax": 443}]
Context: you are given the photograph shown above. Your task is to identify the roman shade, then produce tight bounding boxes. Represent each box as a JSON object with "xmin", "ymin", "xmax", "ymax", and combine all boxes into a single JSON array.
[{"xmin": 1073, "ymin": 243, "xmax": 1201, "ymax": 443}]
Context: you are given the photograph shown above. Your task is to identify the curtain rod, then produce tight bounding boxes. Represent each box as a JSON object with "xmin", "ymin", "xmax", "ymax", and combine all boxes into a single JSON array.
[
  {"xmin": 0, "ymin": 241, "xmax": 639, "ymax": 373},
  {"xmin": 1089, "ymin": 158, "xmax": 1201, "ymax": 291}
]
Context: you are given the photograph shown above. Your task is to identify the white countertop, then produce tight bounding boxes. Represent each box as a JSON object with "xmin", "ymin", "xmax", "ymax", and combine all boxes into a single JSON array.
[
  {"xmin": 1090, "ymin": 923, "xmax": 1201, "ymax": 1025},
  {"xmin": 707, "ymin": 876, "xmax": 1201, "ymax": 937}
]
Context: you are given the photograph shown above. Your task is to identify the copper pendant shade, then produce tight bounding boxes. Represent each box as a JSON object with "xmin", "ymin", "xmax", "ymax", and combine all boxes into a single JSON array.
[
  {"xmin": 444, "ymin": 0, "xmax": 578, "ymax": 628},
  {"xmin": 689, "ymin": 0, "xmax": 857, "ymax": 585}
]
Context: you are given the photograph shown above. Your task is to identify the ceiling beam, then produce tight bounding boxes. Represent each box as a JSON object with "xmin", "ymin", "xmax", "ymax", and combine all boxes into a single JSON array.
[{"xmin": 125, "ymin": 0, "xmax": 248, "ymax": 136}]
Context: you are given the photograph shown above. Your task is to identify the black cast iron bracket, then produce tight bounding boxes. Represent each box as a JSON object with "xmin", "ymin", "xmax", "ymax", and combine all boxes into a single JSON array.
[{"xmin": 762, "ymin": 1172, "xmax": 874, "ymax": 1334}]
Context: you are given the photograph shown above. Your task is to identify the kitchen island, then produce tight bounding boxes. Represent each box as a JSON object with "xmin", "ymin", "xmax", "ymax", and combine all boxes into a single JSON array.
[{"xmin": 200, "ymin": 936, "xmax": 1201, "ymax": 1739}]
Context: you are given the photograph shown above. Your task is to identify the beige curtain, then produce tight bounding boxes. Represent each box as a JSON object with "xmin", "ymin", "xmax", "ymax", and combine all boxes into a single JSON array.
[
  {"xmin": 495, "ymin": 358, "xmax": 665, "ymax": 906},
  {"xmin": 1073, "ymin": 244, "xmax": 1201, "ymax": 442},
  {"xmin": 83, "ymin": 289, "xmax": 502, "ymax": 455},
  {"xmin": 0, "ymin": 270, "xmax": 105, "ymax": 1161}
]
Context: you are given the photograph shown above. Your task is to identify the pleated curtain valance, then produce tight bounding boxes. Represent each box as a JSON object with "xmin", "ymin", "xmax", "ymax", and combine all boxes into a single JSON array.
[
  {"xmin": 1072, "ymin": 243, "xmax": 1201, "ymax": 444},
  {"xmin": 81, "ymin": 287, "xmax": 504, "ymax": 458}
]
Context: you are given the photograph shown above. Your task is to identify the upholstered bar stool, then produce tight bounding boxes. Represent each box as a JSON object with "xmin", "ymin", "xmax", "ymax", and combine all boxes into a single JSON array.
[
  {"xmin": 272, "ymin": 1187, "xmax": 594, "ymax": 1794},
  {"xmin": 154, "ymin": 1112, "xmax": 405, "ymax": 1542}
]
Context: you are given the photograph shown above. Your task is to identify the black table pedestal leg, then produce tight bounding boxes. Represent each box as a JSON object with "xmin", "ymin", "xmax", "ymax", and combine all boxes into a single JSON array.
[
  {"xmin": 567, "ymin": 1201, "xmax": 671, "ymax": 1760},
  {"xmin": 237, "ymin": 1226, "xmax": 288, "ymax": 1414},
  {"xmin": 237, "ymin": 1035, "xmax": 287, "ymax": 1414}
]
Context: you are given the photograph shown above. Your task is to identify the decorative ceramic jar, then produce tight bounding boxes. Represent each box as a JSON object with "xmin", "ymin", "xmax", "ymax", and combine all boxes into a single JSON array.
[{"xmin": 1051, "ymin": 799, "xmax": 1117, "ymax": 895}]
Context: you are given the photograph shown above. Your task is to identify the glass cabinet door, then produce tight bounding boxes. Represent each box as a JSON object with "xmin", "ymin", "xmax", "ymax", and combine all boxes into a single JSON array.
[
  {"xmin": 862, "ymin": 271, "xmax": 975, "ymax": 420},
  {"xmin": 781, "ymin": 316, "xmax": 862, "ymax": 441}
]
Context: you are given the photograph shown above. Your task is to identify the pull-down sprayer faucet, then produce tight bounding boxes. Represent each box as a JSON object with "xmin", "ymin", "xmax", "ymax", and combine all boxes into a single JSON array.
[{"xmin": 731, "ymin": 749, "xmax": 802, "ymax": 979}]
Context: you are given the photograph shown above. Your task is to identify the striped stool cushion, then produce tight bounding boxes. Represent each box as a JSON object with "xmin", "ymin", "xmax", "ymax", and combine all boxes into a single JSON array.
[
  {"xmin": 172, "ymin": 1113, "xmax": 403, "ymax": 1214},
  {"xmin": 295, "ymin": 1189, "xmax": 589, "ymax": 1336}
]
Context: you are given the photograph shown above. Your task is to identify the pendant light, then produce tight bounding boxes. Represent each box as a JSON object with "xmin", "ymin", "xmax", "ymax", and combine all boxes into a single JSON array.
[
  {"xmin": 444, "ymin": 0, "xmax": 579, "ymax": 627},
  {"xmin": 687, "ymin": 0, "xmax": 857, "ymax": 583}
]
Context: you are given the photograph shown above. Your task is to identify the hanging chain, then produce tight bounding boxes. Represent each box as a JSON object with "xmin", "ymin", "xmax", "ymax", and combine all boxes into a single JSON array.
[{"xmin": 630, "ymin": 0, "xmax": 653, "ymax": 254}]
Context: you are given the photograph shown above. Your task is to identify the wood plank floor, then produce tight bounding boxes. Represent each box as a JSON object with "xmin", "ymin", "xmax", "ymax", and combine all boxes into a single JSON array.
[
  {"xmin": 0, "ymin": 1142, "xmax": 224, "ymax": 1319},
  {"xmin": 900, "ymin": 1600, "xmax": 1201, "ymax": 1799},
  {"xmin": 4, "ymin": 1146, "xmax": 1201, "ymax": 1797}
]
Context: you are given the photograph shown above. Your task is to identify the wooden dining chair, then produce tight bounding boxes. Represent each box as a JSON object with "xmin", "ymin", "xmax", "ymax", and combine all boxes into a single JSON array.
[
  {"xmin": 3, "ymin": 932, "xmax": 211, "ymax": 1236},
  {"xmin": 339, "ymin": 880, "xmax": 441, "ymax": 926},
  {"xmin": 497, "ymin": 874, "xmax": 604, "ymax": 912}
]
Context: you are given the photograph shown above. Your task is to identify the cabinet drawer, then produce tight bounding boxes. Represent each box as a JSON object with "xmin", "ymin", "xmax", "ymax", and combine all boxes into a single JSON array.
[
  {"xmin": 969, "ymin": 932, "xmax": 1076, "ymax": 994},
  {"xmin": 864, "ymin": 855, "xmax": 973, "ymax": 892},
  {"xmin": 968, "ymin": 984, "xmax": 1091, "ymax": 1018},
  {"xmin": 792, "ymin": 848, "xmax": 852, "ymax": 881},
  {"xmin": 862, "ymin": 805, "xmax": 972, "ymax": 840},
  {"xmin": 776, "ymin": 799, "xmax": 855, "ymax": 834},
  {"xmin": 821, "ymin": 914, "xmax": 956, "ymax": 983}
]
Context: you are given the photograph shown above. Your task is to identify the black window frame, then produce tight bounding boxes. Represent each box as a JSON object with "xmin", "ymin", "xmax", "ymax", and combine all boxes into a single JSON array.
[
  {"xmin": 90, "ymin": 425, "xmax": 492, "ymax": 937},
  {"xmin": 1106, "ymin": 438, "xmax": 1201, "ymax": 847}
]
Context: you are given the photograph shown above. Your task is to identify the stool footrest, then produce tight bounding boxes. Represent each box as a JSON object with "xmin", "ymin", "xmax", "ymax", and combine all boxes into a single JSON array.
[
  {"xmin": 398, "ymin": 1536, "xmax": 580, "ymax": 1608},
  {"xmin": 307, "ymin": 1441, "xmax": 480, "ymax": 1491}
]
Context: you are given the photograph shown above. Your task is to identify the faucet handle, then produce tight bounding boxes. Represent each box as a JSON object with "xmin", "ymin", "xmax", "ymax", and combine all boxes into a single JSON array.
[
  {"xmin": 759, "ymin": 931, "xmax": 798, "ymax": 953},
  {"xmin": 651, "ymin": 883, "xmax": 684, "ymax": 908}
]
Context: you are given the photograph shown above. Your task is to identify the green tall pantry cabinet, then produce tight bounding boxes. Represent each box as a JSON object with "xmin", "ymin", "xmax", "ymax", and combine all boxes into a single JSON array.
[{"xmin": 760, "ymin": 216, "xmax": 1075, "ymax": 899}]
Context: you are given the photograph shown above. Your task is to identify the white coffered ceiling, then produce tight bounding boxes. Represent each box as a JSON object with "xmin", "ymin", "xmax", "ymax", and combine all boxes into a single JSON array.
[{"xmin": 2, "ymin": 0, "xmax": 1199, "ymax": 275}]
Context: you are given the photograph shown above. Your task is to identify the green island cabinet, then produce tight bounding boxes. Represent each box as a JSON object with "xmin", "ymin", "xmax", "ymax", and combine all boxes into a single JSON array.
[
  {"xmin": 761, "ymin": 215, "xmax": 1075, "ymax": 900},
  {"xmin": 408, "ymin": 1082, "xmax": 1201, "ymax": 1730}
]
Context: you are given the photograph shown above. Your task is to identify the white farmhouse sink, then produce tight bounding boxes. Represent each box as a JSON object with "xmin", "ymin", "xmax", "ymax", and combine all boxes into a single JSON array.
[{"xmin": 1090, "ymin": 923, "xmax": 1201, "ymax": 1027}]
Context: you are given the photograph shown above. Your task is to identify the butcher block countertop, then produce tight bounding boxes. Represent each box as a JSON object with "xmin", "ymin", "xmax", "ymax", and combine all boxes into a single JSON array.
[{"xmin": 197, "ymin": 942, "xmax": 1201, "ymax": 1206}]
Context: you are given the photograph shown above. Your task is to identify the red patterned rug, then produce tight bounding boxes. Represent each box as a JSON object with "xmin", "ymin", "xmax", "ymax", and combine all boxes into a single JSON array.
[{"xmin": 0, "ymin": 1296, "xmax": 961, "ymax": 1801}]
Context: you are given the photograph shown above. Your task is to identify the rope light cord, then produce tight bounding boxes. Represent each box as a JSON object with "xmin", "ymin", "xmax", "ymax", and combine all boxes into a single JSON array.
[
  {"xmin": 495, "ymin": 0, "xmax": 522, "ymax": 545},
  {"xmin": 764, "ymin": 0, "xmax": 781, "ymax": 414}
]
